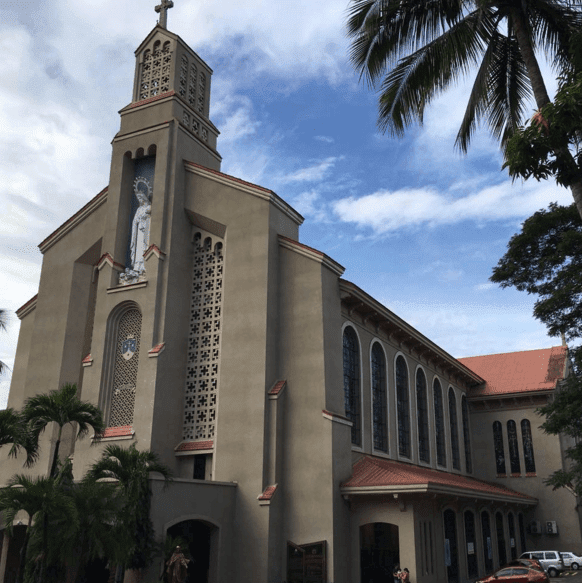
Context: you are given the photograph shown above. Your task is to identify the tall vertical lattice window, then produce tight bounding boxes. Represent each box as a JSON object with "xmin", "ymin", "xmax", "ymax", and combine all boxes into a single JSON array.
[
  {"xmin": 493, "ymin": 421, "xmax": 506, "ymax": 474},
  {"xmin": 465, "ymin": 510, "xmax": 478, "ymax": 578},
  {"xmin": 139, "ymin": 41, "xmax": 172, "ymax": 101},
  {"xmin": 507, "ymin": 420, "xmax": 521, "ymax": 474},
  {"xmin": 182, "ymin": 234, "xmax": 224, "ymax": 441},
  {"xmin": 521, "ymin": 419, "xmax": 536, "ymax": 473},
  {"xmin": 434, "ymin": 379, "xmax": 446, "ymax": 467},
  {"xmin": 481, "ymin": 511, "xmax": 493, "ymax": 573},
  {"xmin": 416, "ymin": 369, "xmax": 430, "ymax": 463},
  {"xmin": 371, "ymin": 342, "xmax": 388, "ymax": 453},
  {"xmin": 461, "ymin": 396, "xmax": 472, "ymax": 473},
  {"xmin": 396, "ymin": 355, "xmax": 410, "ymax": 458},
  {"xmin": 449, "ymin": 387, "xmax": 460, "ymax": 470},
  {"xmin": 109, "ymin": 307, "xmax": 142, "ymax": 428},
  {"xmin": 198, "ymin": 72, "xmax": 206, "ymax": 114},
  {"xmin": 343, "ymin": 326, "xmax": 361, "ymax": 447}
]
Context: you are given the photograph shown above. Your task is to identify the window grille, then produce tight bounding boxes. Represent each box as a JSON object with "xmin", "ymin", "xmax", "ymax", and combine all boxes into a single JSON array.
[
  {"xmin": 481, "ymin": 511, "xmax": 493, "ymax": 573},
  {"xmin": 521, "ymin": 419, "xmax": 536, "ymax": 473},
  {"xmin": 518, "ymin": 513, "xmax": 526, "ymax": 553},
  {"xmin": 343, "ymin": 327, "xmax": 361, "ymax": 446},
  {"xmin": 508, "ymin": 513, "xmax": 517, "ymax": 560},
  {"xmin": 416, "ymin": 369, "xmax": 429, "ymax": 463},
  {"xmin": 371, "ymin": 343, "xmax": 387, "ymax": 452},
  {"xmin": 139, "ymin": 41, "xmax": 172, "ymax": 101},
  {"xmin": 462, "ymin": 396, "xmax": 472, "ymax": 473},
  {"xmin": 198, "ymin": 72, "xmax": 206, "ymax": 114},
  {"xmin": 449, "ymin": 388, "xmax": 460, "ymax": 470},
  {"xmin": 182, "ymin": 234, "xmax": 224, "ymax": 441},
  {"xmin": 179, "ymin": 55, "xmax": 188, "ymax": 98},
  {"xmin": 109, "ymin": 308, "xmax": 142, "ymax": 427},
  {"xmin": 188, "ymin": 64, "xmax": 197, "ymax": 108},
  {"xmin": 507, "ymin": 420, "xmax": 521, "ymax": 474},
  {"xmin": 396, "ymin": 355, "xmax": 410, "ymax": 458},
  {"xmin": 434, "ymin": 379, "xmax": 446, "ymax": 466},
  {"xmin": 496, "ymin": 512, "xmax": 507, "ymax": 565},
  {"xmin": 493, "ymin": 421, "xmax": 506, "ymax": 474},
  {"xmin": 465, "ymin": 511, "xmax": 478, "ymax": 578}
]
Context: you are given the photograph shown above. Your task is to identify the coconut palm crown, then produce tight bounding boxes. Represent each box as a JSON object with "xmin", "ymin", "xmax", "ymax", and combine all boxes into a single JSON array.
[{"xmin": 347, "ymin": 0, "xmax": 582, "ymax": 151}]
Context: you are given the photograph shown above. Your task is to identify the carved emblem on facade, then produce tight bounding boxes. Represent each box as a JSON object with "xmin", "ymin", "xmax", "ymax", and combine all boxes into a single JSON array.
[{"xmin": 122, "ymin": 336, "xmax": 137, "ymax": 360}]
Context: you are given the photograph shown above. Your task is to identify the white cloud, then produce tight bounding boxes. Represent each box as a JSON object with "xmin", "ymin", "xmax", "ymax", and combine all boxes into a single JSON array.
[
  {"xmin": 332, "ymin": 179, "xmax": 572, "ymax": 235},
  {"xmin": 291, "ymin": 190, "xmax": 330, "ymax": 222},
  {"xmin": 475, "ymin": 282, "xmax": 496, "ymax": 291},
  {"xmin": 282, "ymin": 156, "xmax": 343, "ymax": 183},
  {"xmin": 315, "ymin": 135, "xmax": 334, "ymax": 143}
]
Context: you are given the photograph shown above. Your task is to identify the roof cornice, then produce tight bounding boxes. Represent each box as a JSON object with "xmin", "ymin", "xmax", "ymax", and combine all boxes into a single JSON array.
[
  {"xmin": 339, "ymin": 279, "xmax": 484, "ymax": 387},
  {"xmin": 16, "ymin": 294, "xmax": 38, "ymax": 320},
  {"xmin": 279, "ymin": 236, "xmax": 345, "ymax": 276},
  {"xmin": 38, "ymin": 187, "xmax": 108, "ymax": 254}
]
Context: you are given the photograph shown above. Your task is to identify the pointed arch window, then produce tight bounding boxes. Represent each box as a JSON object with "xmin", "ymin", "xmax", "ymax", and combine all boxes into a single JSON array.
[
  {"xmin": 434, "ymin": 379, "xmax": 446, "ymax": 467},
  {"xmin": 396, "ymin": 355, "xmax": 410, "ymax": 458},
  {"xmin": 507, "ymin": 420, "xmax": 521, "ymax": 474},
  {"xmin": 461, "ymin": 396, "xmax": 472, "ymax": 473},
  {"xmin": 449, "ymin": 388, "xmax": 460, "ymax": 470},
  {"xmin": 521, "ymin": 419, "xmax": 536, "ymax": 474},
  {"xmin": 416, "ymin": 369, "xmax": 429, "ymax": 463},
  {"xmin": 493, "ymin": 421, "xmax": 506, "ymax": 475},
  {"xmin": 371, "ymin": 342, "xmax": 388, "ymax": 453},
  {"xmin": 343, "ymin": 326, "xmax": 361, "ymax": 446}
]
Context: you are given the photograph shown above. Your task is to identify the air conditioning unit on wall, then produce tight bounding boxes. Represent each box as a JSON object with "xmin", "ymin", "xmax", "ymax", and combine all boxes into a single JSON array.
[
  {"xmin": 546, "ymin": 521, "xmax": 558, "ymax": 534},
  {"xmin": 529, "ymin": 520, "xmax": 541, "ymax": 534}
]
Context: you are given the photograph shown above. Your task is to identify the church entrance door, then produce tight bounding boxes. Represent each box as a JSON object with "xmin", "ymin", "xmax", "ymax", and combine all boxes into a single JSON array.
[
  {"xmin": 359, "ymin": 523, "xmax": 399, "ymax": 583},
  {"xmin": 166, "ymin": 520, "xmax": 216, "ymax": 583}
]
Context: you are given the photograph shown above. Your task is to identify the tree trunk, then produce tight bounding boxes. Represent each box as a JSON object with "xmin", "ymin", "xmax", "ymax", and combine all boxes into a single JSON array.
[
  {"xmin": 49, "ymin": 427, "xmax": 63, "ymax": 478},
  {"xmin": 512, "ymin": 8, "xmax": 582, "ymax": 220},
  {"xmin": 16, "ymin": 517, "xmax": 32, "ymax": 583}
]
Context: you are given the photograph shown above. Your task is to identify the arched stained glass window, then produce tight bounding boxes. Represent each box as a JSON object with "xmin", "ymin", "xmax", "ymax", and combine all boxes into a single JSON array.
[
  {"xmin": 372, "ymin": 343, "xmax": 388, "ymax": 453},
  {"xmin": 507, "ymin": 420, "xmax": 521, "ymax": 474},
  {"xmin": 417, "ymin": 369, "xmax": 430, "ymax": 463},
  {"xmin": 465, "ymin": 511, "xmax": 478, "ymax": 578},
  {"xmin": 521, "ymin": 419, "xmax": 536, "ymax": 474},
  {"xmin": 434, "ymin": 379, "xmax": 446, "ymax": 467},
  {"xmin": 493, "ymin": 421, "xmax": 506, "ymax": 475},
  {"xmin": 461, "ymin": 396, "xmax": 472, "ymax": 473},
  {"xmin": 343, "ymin": 327, "xmax": 361, "ymax": 446},
  {"xmin": 449, "ymin": 388, "xmax": 460, "ymax": 470},
  {"xmin": 396, "ymin": 355, "xmax": 410, "ymax": 458}
]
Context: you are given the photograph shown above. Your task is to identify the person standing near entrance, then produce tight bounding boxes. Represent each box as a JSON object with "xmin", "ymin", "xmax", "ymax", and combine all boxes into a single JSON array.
[
  {"xmin": 398, "ymin": 567, "xmax": 410, "ymax": 582},
  {"xmin": 166, "ymin": 546, "xmax": 190, "ymax": 583},
  {"xmin": 393, "ymin": 565, "xmax": 401, "ymax": 583}
]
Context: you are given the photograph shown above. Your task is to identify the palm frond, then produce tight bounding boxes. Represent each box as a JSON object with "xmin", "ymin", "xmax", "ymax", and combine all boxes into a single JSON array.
[
  {"xmin": 0, "ymin": 408, "xmax": 39, "ymax": 467},
  {"xmin": 377, "ymin": 8, "xmax": 495, "ymax": 135}
]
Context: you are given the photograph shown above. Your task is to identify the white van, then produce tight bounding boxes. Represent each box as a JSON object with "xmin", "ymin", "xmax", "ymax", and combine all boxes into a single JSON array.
[{"xmin": 519, "ymin": 551, "xmax": 565, "ymax": 578}]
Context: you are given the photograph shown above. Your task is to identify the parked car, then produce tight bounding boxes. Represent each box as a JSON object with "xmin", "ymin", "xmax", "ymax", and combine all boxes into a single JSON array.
[
  {"xmin": 477, "ymin": 565, "xmax": 549, "ymax": 583},
  {"xmin": 504, "ymin": 558, "xmax": 545, "ymax": 572},
  {"xmin": 519, "ymin": 551, "xmax": 565, "ymax": 578},
  {"xmin": 560, "ymin": 552, "xmax": 582, "ymax": 570}
]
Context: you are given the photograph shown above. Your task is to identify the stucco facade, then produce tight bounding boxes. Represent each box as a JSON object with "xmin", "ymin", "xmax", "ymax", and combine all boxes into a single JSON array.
[{"xmin": 1, "ymin": 17, "xmax": 581, "ymax": 583}]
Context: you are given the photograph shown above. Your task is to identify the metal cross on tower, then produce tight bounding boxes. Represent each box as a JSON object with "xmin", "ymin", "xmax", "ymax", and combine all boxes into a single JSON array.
[{"xmin": 155, "ymin": 0, "xmax": 174, "ymax": 29}]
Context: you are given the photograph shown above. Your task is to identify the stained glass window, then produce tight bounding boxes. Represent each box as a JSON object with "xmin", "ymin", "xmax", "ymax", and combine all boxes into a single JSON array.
[
  {"xmin": 493, "ymin": 421, "xmax": 506, "ymax": 474},
  {"xmin": 343, "ymin": 327, "xmax": 361, "ymax": 446},
  {"xmin": 434, "ymin": 379, "xmax": 446, "ymax": 467},
  {"xmin": 481, "ymin": 511, "xmax": 493, "ymax": 573},
  {"xmin": 521, "ymin": 419, "xmax": 536, "ymax": 473},
  {"xmin": 449, "ymin": 388, "xmax": 460, "ymax": 470},
  {"xmin": 507, "ymin": 420, "xmax": 521, "ymax": 474},
  {"xmin": 461, "ymin": 396, "xmax": 472, "ymax": 473},
  {"xmin": 396, "ymin": 355, "xmax": 410, "ymax": 458},
  {"xmin": 371, "ymin": 343, "xmax": 388, "ymax": 452},
  {"xmin": 416, "ymin": 369, "xmax": 429, "ymax": 463}
]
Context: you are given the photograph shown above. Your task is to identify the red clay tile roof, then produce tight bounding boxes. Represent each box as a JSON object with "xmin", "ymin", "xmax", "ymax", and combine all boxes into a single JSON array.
[
  {"xmin": 258, "ymin": 485, "xmax": 277, "ymax": 500},
  {"xmin": 148, "ymin": 343, "xmax": 166, "ymax": 355},
  {"xmin": 458, "ymin": 346, "xmax": 567, "ymax": 396},
  {"xmin": 268, "ymin": 380, "xmax": 286, "ymax": 395},
  {"xmin": 341, "ymin": 457, "xmax": 536, "ymax": 503},
  {"xmin": 175, "ymin": 440, "xmax": 214, "ymax": 452}
]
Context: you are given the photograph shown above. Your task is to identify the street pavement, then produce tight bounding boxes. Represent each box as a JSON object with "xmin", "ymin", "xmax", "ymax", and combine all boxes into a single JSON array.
[{"xmin": 552, "ymin": 570, "xmax": 582, "ymax": 582}]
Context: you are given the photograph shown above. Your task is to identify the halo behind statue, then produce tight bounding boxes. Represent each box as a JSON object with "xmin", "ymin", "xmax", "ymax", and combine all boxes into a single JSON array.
[{"xmin": 133, "ymin": 176, "xmax": 153, "ymax": 201}]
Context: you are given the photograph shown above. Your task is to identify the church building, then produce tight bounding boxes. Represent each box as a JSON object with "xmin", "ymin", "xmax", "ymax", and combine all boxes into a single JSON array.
[{"xmin": 1, "ymin": 4, "xmax": 580, "ymax": 583}]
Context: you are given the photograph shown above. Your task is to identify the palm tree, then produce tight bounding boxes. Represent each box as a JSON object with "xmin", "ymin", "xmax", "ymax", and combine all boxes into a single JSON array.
[
  {"xmin": 0, "ymin": 408, "xmax": 39, "ymax": 467},
  {"xmin": 23, "ymin": 383, "xmax": 104, "ymax": 478},
  {"xmin": 85, "ymin": 444, "xmax": 173, "ymax": 574},
  {"xmin": 347, "ymin": 0, "xmax": 582, "ymax": 216},
  {"xmin": 0, "ymin": 309, "xmax": 7, "ymax": 375},
  {"xmin": 0, "ymin": 474, "xmax": 78, "ymax": 583}
]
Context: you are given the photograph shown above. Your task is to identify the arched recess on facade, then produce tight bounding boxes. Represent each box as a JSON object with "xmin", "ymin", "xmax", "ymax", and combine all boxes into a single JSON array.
[
  {"xmin": 443, "ymin": 508, "xmax": 460, "ymax": 583},
  {"xmin": 164, "ymin": 515, "xmax": 221, "ymax": 583},
  {"xmin": 99, "ymin": 300, "xmax": 142, "ymax": 427},
  {"xmin": 394, "ymin": 352, "xmax": 411, "ymax": 460},
  {"xmin": 479, "ymin": 508, "xmax": 494, "ymax": 574},
  {"xmin": 370, "ymin": 340, "xmax": 388, "ymax": 454},
  {"xmin": 415, "ymin": 365, "xmax": 430, "ymax": 464},
  {"xmin": 342, "ymin": 322, "xmax": 363, "ymax": 448},
  {"xmin": 359, "ymin": 522, "xmax": 399, "ymax": 583}
]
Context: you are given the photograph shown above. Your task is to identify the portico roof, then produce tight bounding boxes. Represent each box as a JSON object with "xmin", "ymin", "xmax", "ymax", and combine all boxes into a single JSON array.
[{"xmin": 341, "ymin": 456, "xmax": 537, "ymax": 505}]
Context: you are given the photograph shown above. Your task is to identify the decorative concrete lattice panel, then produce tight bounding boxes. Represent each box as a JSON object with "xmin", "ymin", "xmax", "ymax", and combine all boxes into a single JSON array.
[
  {"xmin": 109, "ymin": 309, "xmax": 142, "ymax": 427},
  {"xmin": 183, "ymin": 234, "xmax": 224, "ymax": 441},
  {"xmin": 197, "ymin": 72, "xmax": 206, "ymax": 114},
  {"xmin": 139, "ymin": 42, "xmax": 172, "ymax": 101}
]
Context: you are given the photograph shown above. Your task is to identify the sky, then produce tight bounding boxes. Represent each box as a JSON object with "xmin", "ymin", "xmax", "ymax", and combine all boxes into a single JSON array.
[{"xmin": 0, "ymin": 0, "xmax": 574, "ymax": 408}]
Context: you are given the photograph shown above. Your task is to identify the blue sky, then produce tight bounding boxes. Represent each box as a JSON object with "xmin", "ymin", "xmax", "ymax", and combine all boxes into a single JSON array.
[{"xmin": 0, "ymin": 0, "xmax": 573, "ymax": 407}]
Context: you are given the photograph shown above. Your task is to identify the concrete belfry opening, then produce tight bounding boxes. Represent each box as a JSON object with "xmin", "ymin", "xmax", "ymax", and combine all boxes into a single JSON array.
[
  {"xmin": 360, "ymin": 522, "xmax": 399, "ymax": 583},
  {"xmin": 167, "ymin": 519, "xmax": 217, "ymax": 583}
]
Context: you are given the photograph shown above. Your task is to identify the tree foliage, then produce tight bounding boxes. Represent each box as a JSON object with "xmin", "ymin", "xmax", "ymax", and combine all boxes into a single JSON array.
[{"xmin": 491, "ymin": 201, "xmax": 582, "ymax": 496}]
